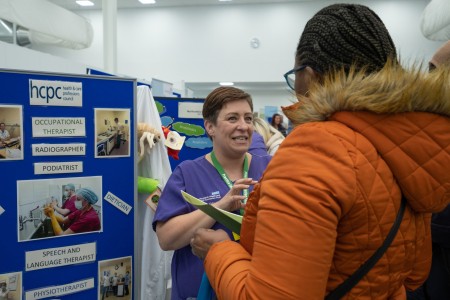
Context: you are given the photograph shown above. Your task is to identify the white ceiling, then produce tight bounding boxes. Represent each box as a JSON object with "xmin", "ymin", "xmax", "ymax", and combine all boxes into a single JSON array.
[
  {"xmin": 47, "ymin": 0, "xmax": 313, "ymax": 10},
  {"xmin": 45, "ymin": 0, "xmax": 305, "ymax": 95}
]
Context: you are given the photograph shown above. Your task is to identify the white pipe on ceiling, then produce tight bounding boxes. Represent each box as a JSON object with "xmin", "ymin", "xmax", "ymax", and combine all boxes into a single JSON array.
[
  {"xmin": 420, "ymin": 0, "xmax": 450, "ymax": 41},
  {"xmin": 0, "ymin": 0, "xmax": 93, "ymax": 49}
]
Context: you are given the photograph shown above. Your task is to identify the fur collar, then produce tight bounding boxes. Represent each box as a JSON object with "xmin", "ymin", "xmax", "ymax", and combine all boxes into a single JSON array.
[{"xmin": 283, "ymin": 62, "xmax": 450, "ymax": 126}]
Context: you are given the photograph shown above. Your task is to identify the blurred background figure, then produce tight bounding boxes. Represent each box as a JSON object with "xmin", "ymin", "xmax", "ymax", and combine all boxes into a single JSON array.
[
  {"xmin": 114, "ymin": 117, "xmax": 125, "ymax": 148},
  {"xmin": 248, "ymin": 130, "xmax": 269, "ymax": 157},
  {"xmin": 253, "ymin": 117, "xmax": 285, "ymax": 155},
  {"xmin": 52, "ymin": 183, "xmax": 77, "ymax": 217},
  {"xmin": 0, "ymin": 283, "xmax": 8, "ymax": 300},
  {"xmin": 0, "ymin": 122, "xmax": 10, "ymax": 143},
  {"xmin": 429, "ymin": 40, "xmax": 450, "ymax": 71},
  {"xmin": 270, "ymin": 113, "xmax": 287, "ymax": 137}
]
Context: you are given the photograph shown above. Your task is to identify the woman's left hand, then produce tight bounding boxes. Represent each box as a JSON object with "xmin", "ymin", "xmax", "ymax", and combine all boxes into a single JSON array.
[{"xmin": 191, "ymin": 228, "xmax": 230, "ymax": 260}]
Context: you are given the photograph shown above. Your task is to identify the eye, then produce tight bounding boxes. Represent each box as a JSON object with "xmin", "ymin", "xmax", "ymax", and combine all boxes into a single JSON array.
[
  {"xmin": 228, "ymin": 116, "xmax": 237, "ymax": 122},
  {"xmin": 245, "ymin": 116, "xmax": 253, "ymax": 123}
]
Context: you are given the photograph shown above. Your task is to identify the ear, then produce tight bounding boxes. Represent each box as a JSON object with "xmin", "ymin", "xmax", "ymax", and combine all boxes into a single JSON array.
[{"xmin": 204, "ymin": 120, "xmax": 214, "ymax": 136}]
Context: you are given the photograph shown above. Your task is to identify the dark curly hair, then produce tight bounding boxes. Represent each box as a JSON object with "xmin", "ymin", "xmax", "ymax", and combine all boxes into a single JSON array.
[{"xmin": 296, "ymin": 4, "xmax": 397, "ymax": 75}]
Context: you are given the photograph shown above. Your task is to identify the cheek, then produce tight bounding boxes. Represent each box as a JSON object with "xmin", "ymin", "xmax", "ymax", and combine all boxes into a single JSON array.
[
  {"xmin": 295, "ymin": 74, "xmax": 309, "ymax": 96},
  {"xmin": 295, "ymin": 79, "xmax": 308, "ymax": 96}
]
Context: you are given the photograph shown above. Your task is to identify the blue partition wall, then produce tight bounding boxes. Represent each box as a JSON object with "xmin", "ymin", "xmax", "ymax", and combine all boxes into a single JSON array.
[
  {"xmin": 155, "ymin": 96, "xmax": 210, "ymax": 170},
  {"xmin": 0, "ymin": 69, "xmax": 136, "ymax": 299}
]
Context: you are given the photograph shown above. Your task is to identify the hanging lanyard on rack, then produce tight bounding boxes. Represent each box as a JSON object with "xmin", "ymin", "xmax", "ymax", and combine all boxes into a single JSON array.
[{"xmin": 210, "ymin": 151, "xmax": 249, "ymax": 214}]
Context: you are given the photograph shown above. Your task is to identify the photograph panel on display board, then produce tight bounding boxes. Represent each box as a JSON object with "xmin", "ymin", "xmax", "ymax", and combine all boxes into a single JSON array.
[
  {"xmin": 17, "ymin": 176, "xmax": 103, "ymax": 242},
  {"xmin": 0, "ymin": 105, "xmax": 23, "ymax": 161},
  {"xmin": 0, "ymin": 271, "xmax": 22, "ymax": 300},
  {"xmin": 98, "ymin": 256, "xmax": 132, "ymax": 300},
  {"xmin": 95, "ymin": 108, "xmax": 131, "ymax": 158}
]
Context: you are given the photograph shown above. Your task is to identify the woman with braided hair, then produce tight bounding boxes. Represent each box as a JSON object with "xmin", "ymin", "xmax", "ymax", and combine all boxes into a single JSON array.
[{"xmin": 190, "ymin": 3, "xmax": 450, "ymax": 299}]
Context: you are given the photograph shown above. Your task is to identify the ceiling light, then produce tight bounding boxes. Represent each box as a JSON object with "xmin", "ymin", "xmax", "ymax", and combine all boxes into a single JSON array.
[
  {"xmin": 219, "ymin": 0, "xmax": 233, "ymax": 2},
  {"xmin": 139, "ymin": 0, "xmax": 156, "ymax": 4},
  {"xmin": 76, "ymin": 0, "xmax": 94, "ymax": 6},
  {"xmin": 219, "ymin": 82, "xmax": 234, "ymax": 86}
]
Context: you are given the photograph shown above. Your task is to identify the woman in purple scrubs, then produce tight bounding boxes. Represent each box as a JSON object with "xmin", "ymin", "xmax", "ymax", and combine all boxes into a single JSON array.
[{"xmin": 153, "ymin": 87, "xmax": 271, "ymax": 300}]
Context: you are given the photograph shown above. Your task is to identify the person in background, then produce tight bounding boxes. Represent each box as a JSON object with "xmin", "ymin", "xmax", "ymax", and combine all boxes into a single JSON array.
[
  {"xmin": 102, "ymin": 271, "xmax": 110, "ymax": 299},
  {"xmin": 112, "ymin": 272, "xmax": 118, "ymax": 296},
  {"xmin": 191, "ymin": 4, "xmax": 450, "ymax": 299},
  {"xmin": 428, "ymin": 40, "xmax": 450, "ymax": 71},
  {"xmin": 114, "ymin": 117, "xmax": 124, "ymax": 148},
  {"xmin": 0, "ymin": 284, "xmax": 8, "ymax": 300},
  {"xmin": 51, "ymin": 183, "xmax": 77, "ymax": 217},
  {"xmin": 407, "ymin": 40, "xmax": 450, "ymax": 300},
  {"xmin": 153, "ymin": 86, "xmax": 271, "ymax": 300},
  {"xmin": 253, "ymin": 117, "xmax": 285, "ymax": 155},
  {"xmin": 44, "ymin": 187, "xmax": 101, "ymax": 235},
  {"xmin": 248, "ymin": 130, "xmax": 269, "ymax": 156},
  {"xmin": 270, "ymin": 113, "xmax": 287, "ymax": 136},
  {"xmin": 0, "ymin": 122, "xmax": 10, "ymax": 144},
  {"xmin": 124, "ymin": 270, "xmax": 131, "ymax": 295}
]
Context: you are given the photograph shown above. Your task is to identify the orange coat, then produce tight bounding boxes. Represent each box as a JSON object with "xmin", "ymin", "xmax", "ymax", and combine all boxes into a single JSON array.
[{"xmin": 204, "ymin": 66, "xmax": 450, "ymax": 299}]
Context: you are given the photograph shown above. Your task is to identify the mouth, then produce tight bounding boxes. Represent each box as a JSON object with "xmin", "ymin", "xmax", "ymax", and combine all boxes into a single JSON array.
[{"xmin": 232, "ymin": 136, "xmax": 248, "ymax": 142}]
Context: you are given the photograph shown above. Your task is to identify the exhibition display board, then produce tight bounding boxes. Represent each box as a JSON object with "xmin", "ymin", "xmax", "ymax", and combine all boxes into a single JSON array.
[
  {"xmin": 154, "ymin": 96, "xmax": 210, "ymax": 170},
  {"xmin": 0, "ymin": 69, "xmax": 136, "ymax": 300}
]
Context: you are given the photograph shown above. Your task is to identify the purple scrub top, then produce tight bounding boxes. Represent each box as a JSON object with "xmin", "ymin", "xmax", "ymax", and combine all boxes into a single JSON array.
[{"xmin": 153, "ymin": 154, "xmax": 271, "ymax": 300}]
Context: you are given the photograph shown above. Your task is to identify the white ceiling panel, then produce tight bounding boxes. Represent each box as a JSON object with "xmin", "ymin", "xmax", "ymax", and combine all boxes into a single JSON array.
[{"xmin": 47, "ymin": 0, "xmax": 314, "ymax": 10}]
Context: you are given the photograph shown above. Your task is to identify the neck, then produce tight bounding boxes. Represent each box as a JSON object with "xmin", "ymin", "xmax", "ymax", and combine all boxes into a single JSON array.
[{"xmin": 211, "ymin": 149, "xmax": 247, "ymax": 180}]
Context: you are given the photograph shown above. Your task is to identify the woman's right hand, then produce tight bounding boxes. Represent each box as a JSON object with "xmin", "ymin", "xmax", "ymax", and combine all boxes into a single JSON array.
[{"xmin": 213, "ymin": 178, "xmax": 257, "ymax": 212}]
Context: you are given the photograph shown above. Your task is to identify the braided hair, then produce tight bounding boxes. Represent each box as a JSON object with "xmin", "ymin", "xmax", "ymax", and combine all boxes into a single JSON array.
[{"xmin": 296, "ymin": 4, "xmax": 397, "ymax": 75}]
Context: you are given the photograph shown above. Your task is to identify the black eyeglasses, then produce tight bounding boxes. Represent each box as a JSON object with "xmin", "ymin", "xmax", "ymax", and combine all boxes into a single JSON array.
[{"xmin": 283, "ymin": 65, "xmax": 307, "ymax": 91}]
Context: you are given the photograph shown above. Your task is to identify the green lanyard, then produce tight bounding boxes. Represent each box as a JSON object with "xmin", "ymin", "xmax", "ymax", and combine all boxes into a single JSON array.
[{"xmin": 210, "ymin": 151, "xmax": 249, "ymax": 215}]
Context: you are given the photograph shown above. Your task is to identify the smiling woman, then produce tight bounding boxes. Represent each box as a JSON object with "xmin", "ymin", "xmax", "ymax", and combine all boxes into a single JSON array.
[{"xmin": 152, "ymin": 86, "xmax": 271, "ymax": 300}]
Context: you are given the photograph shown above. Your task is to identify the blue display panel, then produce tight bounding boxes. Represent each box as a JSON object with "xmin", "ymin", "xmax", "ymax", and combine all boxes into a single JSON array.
[
  {"xmin": 0, "ymin": 69, "xmax": 136, "ymax": 300},
  {"xmin": 154, "ymin": 97, "xmax": 210, "ymax": 170}
]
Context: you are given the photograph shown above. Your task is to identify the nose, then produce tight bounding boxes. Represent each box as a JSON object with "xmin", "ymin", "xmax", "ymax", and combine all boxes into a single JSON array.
[{"xmin": 236, "ymin": 118, "xmax": 250, "ymax": 130}]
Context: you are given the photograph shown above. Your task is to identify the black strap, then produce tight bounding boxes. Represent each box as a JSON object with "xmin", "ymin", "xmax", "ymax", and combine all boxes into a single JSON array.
[{"xmin": 325, "ymin": 195, "xmax": 407, "ymax": 300}]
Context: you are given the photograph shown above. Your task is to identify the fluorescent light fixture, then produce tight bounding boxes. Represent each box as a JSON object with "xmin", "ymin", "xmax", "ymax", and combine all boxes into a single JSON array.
[
  {"xmin": 219, "ymin": 82, "xmax": 234, "ymax": 86},
  {"xmin": 76, "ymin": 0, "xmax": 94, "ymax": 6},
  {"xmin": 139, "ymin": 0, "xmax": 156, "ymax": 4},
  {"xmin": 219, "ymin": 0, "xmax": 233, "ymax": 2}
]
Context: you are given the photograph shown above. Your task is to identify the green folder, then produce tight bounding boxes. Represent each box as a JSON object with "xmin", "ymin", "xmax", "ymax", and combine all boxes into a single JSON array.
[{"xmin": 181, "ymin": 191, "xmax": 242, "ymax": 234}]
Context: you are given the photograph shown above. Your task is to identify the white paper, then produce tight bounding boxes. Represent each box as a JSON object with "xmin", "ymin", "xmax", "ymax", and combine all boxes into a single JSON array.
[
  {"xmin": 104, "ymin": 191, "xmax": 132, "ymax": 215},
  {"xmin": 25, "ymin": 278, "xmax": 94, "ymax": 300},
  {"xmin": 32, "ymin": 117, "xmax": 86, "ymax": 137},
  {"xmin": 32, "ymin": 143, "xmax": 86, "ymax": 156},
  {"xmin": 25, "ymin": 243, "xmax": 96, "ymax": 271},
  {"xmin": 34, "ymin": 161, "xmax": 83, "ymax": 174},
  {"xmin": 29, "ymin": 79, "xmax": 83, "ymax": 107}
]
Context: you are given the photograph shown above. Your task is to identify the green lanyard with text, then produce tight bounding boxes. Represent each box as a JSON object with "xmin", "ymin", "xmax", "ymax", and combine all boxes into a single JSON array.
[{"xmin": 210, "ymin": 151, "xmax": 249, "ymax": 216}]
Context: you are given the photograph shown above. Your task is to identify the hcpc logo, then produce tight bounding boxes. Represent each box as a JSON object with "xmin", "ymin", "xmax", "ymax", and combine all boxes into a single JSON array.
[
  {"xmin": 29, "ymin": 79, "xmax": 83, "ymax": 107},
  {"xmin": 30, "ymin": 80, "xmax": 62, "ymax": 103}
]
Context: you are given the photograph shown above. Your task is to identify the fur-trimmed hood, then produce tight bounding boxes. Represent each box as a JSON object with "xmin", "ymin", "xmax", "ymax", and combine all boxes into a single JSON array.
[
  {"xmin": 283, "ymin": 63, "xmax": 450, "ymax": 125},
  {"xmin": 282, "ymin": 63, "xmax": 450, "ymax": 213}
]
